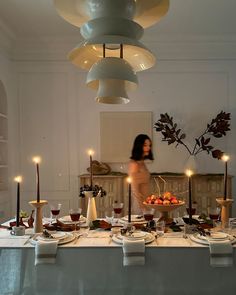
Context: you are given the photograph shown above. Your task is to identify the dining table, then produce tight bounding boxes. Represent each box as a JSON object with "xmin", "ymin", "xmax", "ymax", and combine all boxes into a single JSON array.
[{"xmin": 0, "ymin": 220, "xmax": 236, "ymax": 295}]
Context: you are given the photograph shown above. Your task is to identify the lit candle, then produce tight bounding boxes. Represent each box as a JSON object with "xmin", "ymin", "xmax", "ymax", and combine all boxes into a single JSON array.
[
  {"xmin": 222, "ymin": 154, "xmax": 229, "ymax": 200},
  {"xmin": 186, "ymin": 169, "xmax": 193, "ymax": 225},
  {"xmin": 88, "ymin": 150, "xmax": 94, "ymax": 189},
  {"xmin": 14, "ymin": 176, "xmax": 22, "ymax": 227},
  {"xmin": 127, "ymin": 177, "xmax": 132, "ymax": 223},
  {"xmin": 33, "ymin": 156, "xmax": 41, "ymax": 202}
]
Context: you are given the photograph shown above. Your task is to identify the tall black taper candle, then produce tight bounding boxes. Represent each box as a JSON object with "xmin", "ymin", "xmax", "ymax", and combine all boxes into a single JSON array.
[
  {"xmin": 88, "ymin": 150, "xmax": 94, "ymax": 188},
  {"xmin": 222, "ymin": 154, "xmax": 229, "ymax": 201},
  {"xmin": 127, "ymin": 178, "xmax": 132, "ymax": 223},
  {"xmin": 14, "ymin": 176, "xmax": 22, "ymax": 227},
  {"xmin": 186, "ymin": 170, "xmax": 193, "ymax": 225},
  {"xmin": 33, "ymin": 157, "xmax": 41, "ymax": 203}
]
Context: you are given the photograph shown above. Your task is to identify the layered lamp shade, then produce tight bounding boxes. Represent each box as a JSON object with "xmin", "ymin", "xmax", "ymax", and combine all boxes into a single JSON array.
[
  {"xmin": 68, "ymin": 35, "xmax": 156, "ymax": 72},
  {"xmin": 86, "ymin": 56, "xmax": 138, "ymax": 104},
  {"xmin": 53, "ymin": 0, "xmax": 170, "ymax": 103},
  {"xmin": 54, "ymin": 0, "xmax": 170, "ymax": 29}
]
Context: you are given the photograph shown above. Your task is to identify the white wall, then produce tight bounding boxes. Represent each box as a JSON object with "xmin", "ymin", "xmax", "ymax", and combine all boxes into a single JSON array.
[
  {"xmin": 0, "ymin": 33, "xmax": 234, "ymax": 219},
  {"xmin": 12, "ymin": 55, "xmax": 236, "ymax": 217}
]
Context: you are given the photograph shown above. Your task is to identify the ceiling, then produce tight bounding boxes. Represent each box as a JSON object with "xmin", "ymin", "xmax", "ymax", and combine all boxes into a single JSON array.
[{"xmin": 0, "ymin": 0, "xmax": 236, "ymax": 40}]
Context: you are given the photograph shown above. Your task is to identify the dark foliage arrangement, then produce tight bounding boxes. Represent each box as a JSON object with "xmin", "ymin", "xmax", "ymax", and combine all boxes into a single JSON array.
[
  {"xmin": 154, "ymin": 111, "xmax": 231, "ymax": 159},
  {"xmin": 79, "ymin": 184, "xmax": 106, "ymax": 198}
]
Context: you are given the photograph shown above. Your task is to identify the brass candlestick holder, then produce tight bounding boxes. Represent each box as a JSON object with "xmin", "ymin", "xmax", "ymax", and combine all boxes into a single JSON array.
[
  {"xmin": 216, "ymin": 198, "xmax": 234, "ymax": 228},
  {"xmin": 29, "ymin": 200, "xmax": 48, "ymax": 233}
]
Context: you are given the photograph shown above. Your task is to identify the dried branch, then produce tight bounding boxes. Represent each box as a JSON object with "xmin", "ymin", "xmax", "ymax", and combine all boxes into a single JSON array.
[{"xmin": 154, "ymin": 111, "xmax": 230, "ymax": 159}]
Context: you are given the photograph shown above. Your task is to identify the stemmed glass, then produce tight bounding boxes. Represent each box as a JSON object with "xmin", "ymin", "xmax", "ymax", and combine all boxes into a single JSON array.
[
  {"xmin": 50, "ymin": 203, "xmax": 61, "ymax": 225},
  {"xmin": 69, "ymin": 208, "xmax": 82, "ymax": 231},
  {"xmin": 112, "ymin": 202, "xmax": 124, "ymax": 221},
  {"xmin": 208, "ymin": 207, "xmax": 221, "ymax": 227}
]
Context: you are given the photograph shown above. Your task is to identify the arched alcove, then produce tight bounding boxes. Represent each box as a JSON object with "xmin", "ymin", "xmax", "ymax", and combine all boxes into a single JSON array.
[{"xmin": 0, "ymin": 80, "xmax": 8, "ymax": 221}]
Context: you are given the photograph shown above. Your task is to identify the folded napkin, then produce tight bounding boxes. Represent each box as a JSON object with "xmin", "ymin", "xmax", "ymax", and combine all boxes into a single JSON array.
[
  {"xmin": 122, "ymin": 238, "xmax": 145, "ymax": 266},
  {"xmin": 209, "ymin": 240, "xmax": 233, "ymax": 267},
  {"xmin": 35, "ymin": 240, "xmax": 58, "ymax": 265}
]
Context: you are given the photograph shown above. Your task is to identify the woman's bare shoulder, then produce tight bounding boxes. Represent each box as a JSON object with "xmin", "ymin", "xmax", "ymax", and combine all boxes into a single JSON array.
[{"xmin": 128, "ymin": 160, "xmax": 139, "ymax": 172}]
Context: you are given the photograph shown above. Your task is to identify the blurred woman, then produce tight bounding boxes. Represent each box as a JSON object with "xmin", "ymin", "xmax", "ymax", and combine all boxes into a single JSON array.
[{"xmin": 128, "ymin": 134, "xmax": 154, "ymax": 215}]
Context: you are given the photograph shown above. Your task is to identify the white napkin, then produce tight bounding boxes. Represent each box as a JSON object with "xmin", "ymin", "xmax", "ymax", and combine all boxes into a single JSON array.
[
  {"xmin": 122, "ymin": 238, "xmax": 145, "ymax": 266},
  {"xmin": 35, "ymin": 240, "xmax": 58, "ymax": 265},
  {"xmin": 209, "ymin": 240, "xmax": 233, "ymax": 267}
]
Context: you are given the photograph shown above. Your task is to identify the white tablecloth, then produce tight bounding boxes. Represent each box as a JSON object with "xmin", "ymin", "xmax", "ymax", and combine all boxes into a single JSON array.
[{"xmin": 0, "ymin": 228, "xmax": 236, "ymax": 295}]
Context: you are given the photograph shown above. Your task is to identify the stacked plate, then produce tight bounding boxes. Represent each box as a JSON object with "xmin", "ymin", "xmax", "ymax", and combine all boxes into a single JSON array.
[
  {"xmin": 59, "ymin": 215, "xmax": 86, "ymax": 224},
  {"xmin": 119, "ymin": 215, "xmax": 146, "ymax": 224},
  {"xmin": 112, "ymin": 231, "xmax": 154, "ymax": 244},
  {"xmin": 30, "ymin": 231, "xmax": 76, "ymax": 245},
  {"xmin": 190, "ymin": 232, "xmax": 236, "ymax": 245}
]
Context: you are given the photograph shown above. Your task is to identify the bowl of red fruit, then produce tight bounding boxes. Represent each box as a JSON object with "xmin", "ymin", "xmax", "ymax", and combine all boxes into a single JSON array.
[{"xmin": 143, "ymin": 192, "xmax": 185, "ymax": 224}]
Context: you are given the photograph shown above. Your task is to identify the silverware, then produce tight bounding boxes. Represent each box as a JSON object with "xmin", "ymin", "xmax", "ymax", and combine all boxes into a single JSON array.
[{"xmin": 73, "ymin": 233, "xmax": 83, "ymax": 244}]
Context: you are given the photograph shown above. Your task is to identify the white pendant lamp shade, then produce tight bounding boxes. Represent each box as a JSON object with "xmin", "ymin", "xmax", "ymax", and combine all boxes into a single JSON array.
[
  {"xmin": 87, "ymin": 57, "xmax": 138, "ymax": 90},
  {"xmin": 95, "ymin": 80, "xmax": 130, "ymax": 104},
  {"xmin": 80, "ymin": 17, "xmax": 144, "ymax": 40},
  {"xmin": 68, "ymin": 35, "xmax": 156, "ymax": 72},
  {"xmin": 86, "ymin": 57, "xmax": 138, "ymax": 104},
  {"xmin": 54, "ymin": 0, "xmax": 169, "ymax": 29}
]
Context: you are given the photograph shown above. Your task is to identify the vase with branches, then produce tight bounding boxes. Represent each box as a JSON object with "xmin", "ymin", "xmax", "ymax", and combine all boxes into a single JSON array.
[{"xmin": 154, "ymin": 111, "xmax": 231, "ymax": 160}]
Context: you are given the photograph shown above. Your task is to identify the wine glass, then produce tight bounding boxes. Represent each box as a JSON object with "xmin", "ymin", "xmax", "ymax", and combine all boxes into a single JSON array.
[
  {"xmin": 143, "ymin": 208, "xmax": 155, "ymax": 221},
  {"xmin": 69, "ymin": 208, "xmax": 82, "ymax": 231},
  {"xmin": 208, "ymin": 207, "xmax": 221, "ymax": 227},
  {"xmin": 112, "ymin": 202, "xmax": 124, "ymax": 221},
  {"xmin": 50, "ymin": 203, "xmax": 61, "ymax": 225}
]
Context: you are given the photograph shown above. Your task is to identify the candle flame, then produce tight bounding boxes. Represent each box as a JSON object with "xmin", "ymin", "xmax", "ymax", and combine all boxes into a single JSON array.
[
  {"xmin": 14, "ymin": 176, "xmax": 22, "ymax": 183},
  {"xmin": 88, "ymin": 149, "xmax": 94, "ymax": 156},
  {"xmin": 127, "ymin": 177, "xmax": 132, "ymax": 184},
  {"xmin": 32, "ymin": 156, "xmax": 41, "ymax": 164},
  {"xmin": 222, "ymin": 154, "xmax": 229, "ymax": 162},
  {"xmin": 185, "ymin": 169, "xmax": 193, "ymax": 177}
]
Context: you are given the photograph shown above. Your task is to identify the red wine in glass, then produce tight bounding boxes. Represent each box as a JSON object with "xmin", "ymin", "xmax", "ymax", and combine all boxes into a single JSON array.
[
  {"xmin": 112, "ymin": 202, "xmax": 123, "ymax": 219},
  {"xmin": 51, "ymin": 209, "xmax": 60, "ymax": 216},
  {"xmin": 144, "ymin": 213, "xmax": 154, "ymax": 221},
  {"xmin": 209, "ymin": 213, "xmax": 219, "ymax": 220},
  {"xmin": 70, "ymin": 212, "xmax": 81, "ymax": 222},
  {"xmin": 114, "ymin": 208, "xmax": 122, "ymax": 214}
]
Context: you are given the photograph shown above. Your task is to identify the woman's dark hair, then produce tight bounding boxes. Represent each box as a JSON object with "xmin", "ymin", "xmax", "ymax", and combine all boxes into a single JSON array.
[{"xmin": 130, "ymin": 134, "xmax": 154, "ymax": 161}]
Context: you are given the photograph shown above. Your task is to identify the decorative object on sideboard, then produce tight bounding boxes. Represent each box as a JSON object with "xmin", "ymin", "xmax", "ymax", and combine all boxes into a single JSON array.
[
  {"xmin": 154, "ymin": 111, "xmax": 231, "ymax": 160},
  {"xmin": 87, "ymin": 160, "xmax": 111, "ymax": 175}
]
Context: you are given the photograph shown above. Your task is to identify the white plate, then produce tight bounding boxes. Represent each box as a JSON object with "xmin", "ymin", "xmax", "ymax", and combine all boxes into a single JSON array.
[
  {"xmin": 183, "ymin": 215, "xmax": 205, "ymax": 222},
  {"xmin": 112, "ymin": 232, "xmax": 154, "ymax": 245},
  {"xmin": 59, "ymin": 215, "xmax": 86, "ymax": 224},
  {"xmin": 196, "ymin": 232, "xmax": 229, "ymax": 241},
  {"xmin": 30, "ymin": 232, "xmax": 76, "ymax": 245},
  {"xmin": 190, "ymin": 233, "xmax": 236, "ymax": 246},
  {"xmin": 120, "ymin": 215, "xmax": 145, "ymax": 223},
  {"xmin": 117, "ymin": 231, "xmax": 147, "ymax": 240}
]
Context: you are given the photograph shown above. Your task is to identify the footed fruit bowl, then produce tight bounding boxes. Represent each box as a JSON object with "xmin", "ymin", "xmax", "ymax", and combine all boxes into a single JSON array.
[{"xmin": 143, "ymin": 192, "xmax": 185, "ymax": 224}]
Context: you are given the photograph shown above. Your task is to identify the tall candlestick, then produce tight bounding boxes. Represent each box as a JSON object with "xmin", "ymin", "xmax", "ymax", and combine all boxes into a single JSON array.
[
  {"xmin": 88, "ymin": 150, "xmax": 94, "ymax": 188},
  {"xmin": 127, "ymin": 177, "xmax": 132, "ymax": 223},
  {"xmin": 186, "ymin": 170, "xmax": 193, "ymax": 225},
  {"xmin": 222, "ymin": 154, "xmax": 229, "ymax": 200},
  {"xmin": 33, "ymin": 156, "xmax": 41, "ymax": 202},
  {"xmin": 14, "ymin": 176, "xmax": 22, "ymax": 227}
]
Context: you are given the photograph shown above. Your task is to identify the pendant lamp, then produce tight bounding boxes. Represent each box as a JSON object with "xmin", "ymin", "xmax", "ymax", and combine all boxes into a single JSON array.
[{"xmin": 54, "ymin": 0, "xmax": 169, "ymax": 29}]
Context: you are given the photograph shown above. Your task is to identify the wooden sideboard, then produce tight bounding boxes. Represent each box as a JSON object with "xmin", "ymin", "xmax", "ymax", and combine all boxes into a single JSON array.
[{"xmin": 79, "ymin": 173, "xmax": 233, "ymax": 217}]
